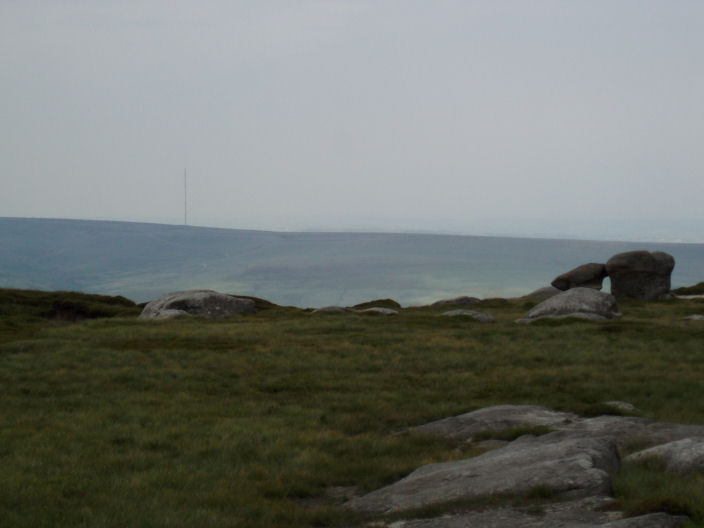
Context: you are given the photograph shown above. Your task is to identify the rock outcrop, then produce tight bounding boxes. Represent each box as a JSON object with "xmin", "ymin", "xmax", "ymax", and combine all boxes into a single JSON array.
[
  {"xmin": 552, "ymin": 263, "xmax": 608, "ymax": 291},
  {"xmin": 139, "ymin": 290, "xmax": 256, "ymax": 319},
  {"xmin": 517, "ymin": 287, "xmax": 621, "ymax": 323},
  {"xmin": 346, "ymin": 404, "xmax": 697, "ymax": 527},
  {"xmin": 347, "ymin": 431, "xmax": 618, "ymax": 515},
  {"xmin": 441, "ymin": 309, "xmax": 495, "ymax": 323},
  {"xmin": 606, "ymin": 251, "xmax": 675, "ymax": 300}
]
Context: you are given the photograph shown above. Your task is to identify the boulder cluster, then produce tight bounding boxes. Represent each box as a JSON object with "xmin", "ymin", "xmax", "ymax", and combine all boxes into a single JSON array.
[
  {"xmin": 549, "ymin": 250, "xmax": 675, "ymax": 301},
  {"xmin": 347, "ymin": 404, "xmax": 700, "ymax": 527}
]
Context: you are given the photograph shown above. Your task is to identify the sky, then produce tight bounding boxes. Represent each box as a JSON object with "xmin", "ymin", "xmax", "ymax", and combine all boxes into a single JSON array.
[{"xmin": 2, "ymin": 1, "xmax": 704, "ymax": 242}]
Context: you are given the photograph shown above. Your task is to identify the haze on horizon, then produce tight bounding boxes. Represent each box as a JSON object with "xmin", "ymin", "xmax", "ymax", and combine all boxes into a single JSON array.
[{"xmin": 2, "ymin": 1, "xmax": 703, "ymax": 243}]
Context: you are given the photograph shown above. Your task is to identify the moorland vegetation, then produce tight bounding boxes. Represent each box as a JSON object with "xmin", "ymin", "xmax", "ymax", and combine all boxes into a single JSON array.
[{"xmin": 2, "ymin": 287, "xmax": 704, "ymax": 527}]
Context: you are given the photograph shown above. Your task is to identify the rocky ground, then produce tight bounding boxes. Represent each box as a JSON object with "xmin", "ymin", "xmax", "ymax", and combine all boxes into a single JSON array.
[{"xmin": 345, "ymin": 405, "xmax": 703, "ymax": 527}]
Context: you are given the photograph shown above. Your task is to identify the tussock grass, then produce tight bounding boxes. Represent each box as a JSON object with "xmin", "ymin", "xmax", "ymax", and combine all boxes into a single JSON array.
[{"xmin": 2, "ymin": 291, "xmax": 704, "ymax": 526}]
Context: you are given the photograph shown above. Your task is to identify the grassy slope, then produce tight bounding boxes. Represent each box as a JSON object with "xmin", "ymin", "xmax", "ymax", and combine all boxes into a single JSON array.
[{"xmin": 2, "ymin": 292, "xmax": 704, "ymax": 526}]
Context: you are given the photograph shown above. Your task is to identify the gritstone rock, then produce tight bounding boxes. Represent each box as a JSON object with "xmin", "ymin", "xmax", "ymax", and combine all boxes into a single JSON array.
[
  {"xmin": 606, "ymin": 250, "xmax": 675, "ymax": 300},
  {"xmin": 346, "ymin": 431, "xmax": 618, "ymax": 515},
  {"xmin": 392, "ymin": 498, "xmax": 686, "ymax": 527},
  {"xmin": 347, "ymin": 405, "xmax": 698, "ymax": 525},
  {"xmin": 516, "ymin": 287, "xmax": 621, "ymax": 323},
  {"xmin": 551, "ymin": 263, "xmax": 608, "ymax": 291},
  {"xmin": 139, "ymin": 290, "xmax": 256, "ymax": 319},
  {"xmin": 441, "ymin": 309, "xmax": 495, "ymax": 323},
  {"xmin": 625, "ymin": 437, "xmax": 704, "ymax": 473}
]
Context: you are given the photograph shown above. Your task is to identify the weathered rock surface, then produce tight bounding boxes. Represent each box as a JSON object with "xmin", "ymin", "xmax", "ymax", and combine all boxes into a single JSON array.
[
  {"xmin": 626, "ymin": 437, "xmax": 704, "ymax": 473},
  {"xmin": 354, "ymin": 307, "xmax": 399, "ymax": 316},
  {"xmin": 413, "ymin": 404, "xmax": 578, "ymax": 440},
  {"xmin": 526, "ymin": 285, "xmax": 563, "ymax": 298},
  {"xmin": 431, "ymin": 296, "xmax": 481, "ymax": 307},
  {"xmin": 392, "ymin": 497, "xmax": 686, "ymax": 527},
  {"xmin": 517, "ymin": 288, "xmax": 621, "ymax": 323},
  {"xmin": 139, "ymin": 290, "xmax": 256, "ymax": 319},
  {"xmin": 413, "ymin": 404, "xmax": 704, "ymax": 448},
  {"xmin": 606, "ymin": 251, "xmax": 675, "ymax": 300},
  {"xmin": 347, "ymin": 405, "xmax": 698, "ymax": 525},
  {"xmin": 552, "ymin": 263, "xmax": 608, "ymax": 291},
  {"xmin": 441, "ymin": 309, "xmax": 495, "ymax": 323},
  {"xmin": 347, "ymin": 431, "xmax": 618, "ymax": 515}
]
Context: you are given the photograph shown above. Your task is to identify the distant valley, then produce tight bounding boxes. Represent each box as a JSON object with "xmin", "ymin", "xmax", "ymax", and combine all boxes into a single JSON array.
[{"xmin": 2, "ymin": 217, "xmax": 704, "ymax": 307}]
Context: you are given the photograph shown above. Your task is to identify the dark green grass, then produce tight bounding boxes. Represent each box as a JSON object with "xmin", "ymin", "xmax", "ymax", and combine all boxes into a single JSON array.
[
  {"xmin": 2, "ymin": 292, "xmax": 704, "ymax": 526},
  {"xmin": 673, "ymin": 281, "xmax": 704, "ymax": 295}
]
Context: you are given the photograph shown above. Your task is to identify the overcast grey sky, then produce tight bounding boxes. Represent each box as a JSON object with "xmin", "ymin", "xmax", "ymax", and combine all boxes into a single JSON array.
[{"xmin": 2, "ymin": 1, "xmax": 703, "ymax": 242}]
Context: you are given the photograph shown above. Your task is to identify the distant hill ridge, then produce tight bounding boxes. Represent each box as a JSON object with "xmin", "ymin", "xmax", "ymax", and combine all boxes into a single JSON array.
[{"xmin": 2, "ymin": 217, "xmax": 704, "ymax": 307}]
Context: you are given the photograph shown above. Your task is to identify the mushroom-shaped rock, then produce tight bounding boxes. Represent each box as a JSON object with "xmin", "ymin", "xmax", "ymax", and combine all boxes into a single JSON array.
[
  {"xmin": 606, "ymin": 250, "xmax": 675, "ymax": 300},
  {"xmin": 551, "ymin": 263, "xmax": 608, "ymax": 291},
  {"xmin": 139, "ymin": 290, "xmax": 256, "ymax": 319},
  {"xmin": 441, "ymin": 309, "xmax": 495, "ymax": 323},
  {"xmin": 517, "ymin": 287, "xmax": 621, "ymax": 323}
]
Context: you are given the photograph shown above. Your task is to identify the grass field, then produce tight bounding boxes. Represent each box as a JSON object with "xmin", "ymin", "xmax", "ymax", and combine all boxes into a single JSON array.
[{"xmin": 2, "ymin": 289, "xmax": 704, "ymax": 526}]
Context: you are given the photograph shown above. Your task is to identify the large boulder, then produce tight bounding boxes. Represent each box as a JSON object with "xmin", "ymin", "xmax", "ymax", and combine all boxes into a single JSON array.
[
  {"xmin": 517, "ymin": 288, "xmax": 621, "ymax": 323},
  {"xmin": 606, "ymin": 251, "xmax": 675, "ymax": 300},
  {"xmin": 139, "ymin": 290, "xmax": 256, "ymax": 319},
  {"xmin": 552, "ymin": 263, "xmax": 608, "ymax": 291}
]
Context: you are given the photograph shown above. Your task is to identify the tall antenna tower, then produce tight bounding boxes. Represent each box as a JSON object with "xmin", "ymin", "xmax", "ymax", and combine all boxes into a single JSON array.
[{"xmin": 184, "ymin": 168, "xmax": 187, "ymax": 225}]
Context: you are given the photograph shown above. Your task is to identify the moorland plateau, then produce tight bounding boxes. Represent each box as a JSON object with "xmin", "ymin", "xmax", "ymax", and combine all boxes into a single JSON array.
[{"xmin": 2, "ymin": 285, "xmax": 704, "ymax": 527}]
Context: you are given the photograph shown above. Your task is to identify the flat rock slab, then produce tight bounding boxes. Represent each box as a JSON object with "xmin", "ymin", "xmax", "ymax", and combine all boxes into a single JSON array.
[
  {"xmin": 413, "ymin": 405, "xmax": 579, "ymax": 440},
  {"xmin": 391, "ymin": 497, "xmax": 686, "ymax": 528},
  {"xmin": 441, "ymin": 309, "xmax": 495, "ymax": 323},
  {"xmin": 626, "ymin": 437, "xmax": 704, "ymax": 473},
  {"xmin": 346, "ymin": 432, "xmax": 618, "ymax": 515},
  {"xmin": 413, "ymin": 405, "xmax": 704, "ymax": 449}
]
